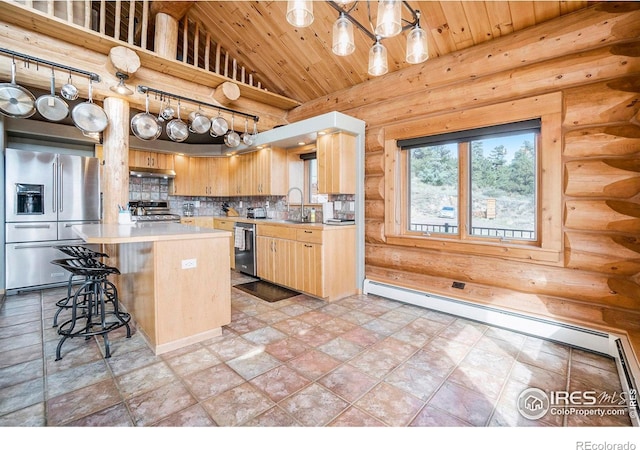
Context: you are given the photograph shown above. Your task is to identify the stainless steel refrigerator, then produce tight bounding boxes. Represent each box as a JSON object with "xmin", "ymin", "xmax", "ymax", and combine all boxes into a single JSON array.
[{"xmin": 5, "ymin": 148, "xmax": 100, "ymax": 292}]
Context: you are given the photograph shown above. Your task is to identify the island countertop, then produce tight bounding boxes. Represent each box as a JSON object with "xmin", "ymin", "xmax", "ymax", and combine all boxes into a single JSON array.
[{"xmin": 73, "ymin": 222, "xmax": 231, "ymax": 244}]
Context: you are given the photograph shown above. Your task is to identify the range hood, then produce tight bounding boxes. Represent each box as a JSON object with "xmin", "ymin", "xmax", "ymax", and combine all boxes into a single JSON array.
[{"xmin": 129, "ymin": 167, "xmax": 176, "ymax": 178}]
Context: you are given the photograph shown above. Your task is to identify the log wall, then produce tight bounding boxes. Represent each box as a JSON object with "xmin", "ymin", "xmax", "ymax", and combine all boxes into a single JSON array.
[{"xmin": 289, "ymin": 3, "xmax": 640, "ymax": 348}]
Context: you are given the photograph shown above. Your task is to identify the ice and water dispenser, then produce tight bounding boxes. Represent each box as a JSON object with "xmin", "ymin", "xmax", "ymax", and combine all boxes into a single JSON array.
[{"xmin": 15, "ymin": 183, "xmax": 44, "ymax": 215}]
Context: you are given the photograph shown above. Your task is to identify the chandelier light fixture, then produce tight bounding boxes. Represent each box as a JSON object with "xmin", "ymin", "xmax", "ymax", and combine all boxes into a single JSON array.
[
  {"xmin": 287, "ymin": 0, "xmax": 428, "ymax": 77},
  {"xmin": 286, "ymin": 0, "xmax": 315, "ymax": 28}
]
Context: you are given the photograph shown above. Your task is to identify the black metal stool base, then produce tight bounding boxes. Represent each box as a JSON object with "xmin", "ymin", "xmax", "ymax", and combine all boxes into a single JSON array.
[{"xmin": 51, "ymin": 257, "xmax": 131, "ymax": 361}]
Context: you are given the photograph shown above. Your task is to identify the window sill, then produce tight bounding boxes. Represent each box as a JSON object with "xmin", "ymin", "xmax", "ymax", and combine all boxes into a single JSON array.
[{"xmin": 385, "ymin": 234, "xmax": 563, "ymax": 265}]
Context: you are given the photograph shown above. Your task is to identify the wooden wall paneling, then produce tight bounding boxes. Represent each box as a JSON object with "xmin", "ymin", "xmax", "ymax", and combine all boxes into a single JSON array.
[
  {"xmin": 565, "ymin": 200, "xmax": 640, "ymax": 233},
  {"xmin": 564, "ymin": 125, "xmax": 640, "ymax": 157},
  {"xmin": 365, "ymin": 152, "xmax": 385, "ymax": 176},
  {"xmin": 364, "ymin": 265, "xmax": 637, "ymax": 331},
  {"xmin": 365, "ymin": 200, "xmax": 385, "ymax": 220},
  {"xmin": 364, "ymin": 175, "xmax": 385, "ymax": 201},
  {"xmin": 564, "ymin": 159, "xmax": 640, "ymax": 198},
  {"xmin": 365, "ymin": 220, "xmax": 386, "ymax": 245},
  {"xmin": 508, "ymin": 1, "xmax": 537, "ymax": 30},
  {"xmin": 534, "ymin": 1, "xmax": 562, "ymax": 23},
  {"xmin": 565, "ymin": 231, "xmax": 640, "ymax": 276},
  {"xmin": 563, "ymin": 77, "xmax": 640, "ymax": 127},
  {"xmin": 483, "ymin": 1, "xmax": 514, "ymax": 38},
  {"xmin": 439, "ymin": 1, "xmax": 474, "ymax": 49},
  {"xmin": 365, "ymin": 244, "xmax": 637, "ymax": 310},
  {"xmin": 421, "ymin": 1, "xmax": 457, "ymax": 58},
  {"xmin": 461, "ymin": 1, "xmax": 494, "ymax": 46},
  {"xmin": 288, "ymin": 5, "xmax": 640, "ymax": 121},
  {"xmin": 341, "ymin": 44, "xmax": 640, "ymax": 130}
]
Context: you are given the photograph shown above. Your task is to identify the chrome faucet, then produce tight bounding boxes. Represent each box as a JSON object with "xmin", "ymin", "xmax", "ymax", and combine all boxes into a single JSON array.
[{"xmin": 286, "ymin": 187, "xmax": 305, "ymax": 221}]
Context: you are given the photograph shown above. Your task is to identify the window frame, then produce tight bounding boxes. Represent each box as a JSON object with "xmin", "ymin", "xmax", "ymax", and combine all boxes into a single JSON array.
[
  {"xmin": 403, "ymin": 125, "xmax": 541, "ymax": 245},
  {"xmin": 383, "ymin": 93, "xmax": 563, "ymax": 264}
]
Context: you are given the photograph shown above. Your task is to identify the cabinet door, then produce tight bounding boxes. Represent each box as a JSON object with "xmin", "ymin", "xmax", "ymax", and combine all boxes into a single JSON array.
[
  {"xmin": 317, "ymin": 132, "xmax": 356, "ymax": 194},
  {"xmin": 273, "ymin": 238, "xmax": 295, "ymax": 288},
  {"xmin": 188, "ymin": 157, "xmax": 209, "ymax": 196},
  {"xmin": 294, "ymin": 241, "xmax": 323, "ymax": 297},
  {"xmin": 209, "ymin": 158, "xmax": 229, "ymax": 196},
  {"xmin": 256, "ymin": 147, "xmax": 287, "ymax": 195},
  {"xmin": 173, "ymin": 154, "xmax": 190, "ymax": 195},
  {"xmin": 257, "ymin": 236, "xmax": 274, "ymax": 281}
]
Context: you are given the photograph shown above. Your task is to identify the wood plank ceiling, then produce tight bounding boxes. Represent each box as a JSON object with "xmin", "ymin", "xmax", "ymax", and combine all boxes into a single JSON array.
[{"xmin": 188, "ymin": 1, "xmax": 590, "ymax": 104}]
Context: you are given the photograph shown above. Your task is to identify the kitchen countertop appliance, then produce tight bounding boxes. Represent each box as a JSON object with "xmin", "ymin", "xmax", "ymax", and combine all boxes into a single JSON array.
[
  {"xmin": 129, "ymin": 201, "xmax": 181, "ymax": 223},
  {"xmin": 5, "ymin": 148, "xmax": 101, "ymax": 293},
  {"xmin": 246, "ymin": 207, "xmax": 266, "ymax": 219}
]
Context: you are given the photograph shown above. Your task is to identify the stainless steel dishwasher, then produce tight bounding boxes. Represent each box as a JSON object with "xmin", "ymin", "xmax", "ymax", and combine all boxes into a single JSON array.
[{"xmin": 234, "ymin": 222, "xmax": 256, "ymax": 276}]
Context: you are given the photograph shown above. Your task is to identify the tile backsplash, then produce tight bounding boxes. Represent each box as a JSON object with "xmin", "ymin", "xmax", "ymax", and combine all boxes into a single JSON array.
[{"xmin": 129, "ymin": 177, "xmax": 355, "ymax": 222}]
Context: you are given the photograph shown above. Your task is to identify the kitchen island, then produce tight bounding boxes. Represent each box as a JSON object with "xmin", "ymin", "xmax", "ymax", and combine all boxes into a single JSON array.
[{"xmin": 73, "ymin": 223, "xmax": 232, "ymax": 355}]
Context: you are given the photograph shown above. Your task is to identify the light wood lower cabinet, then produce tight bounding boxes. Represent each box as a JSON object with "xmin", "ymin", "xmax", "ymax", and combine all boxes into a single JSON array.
[{"xmin": 256, "ymin": 223, "xmax": 355, "ymax": 301}]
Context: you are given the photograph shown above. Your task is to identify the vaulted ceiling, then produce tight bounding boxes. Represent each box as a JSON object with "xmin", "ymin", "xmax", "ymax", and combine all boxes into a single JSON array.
[{"xmin": 184, "ymin": 1, "xmax": 590, "ymax": 104}]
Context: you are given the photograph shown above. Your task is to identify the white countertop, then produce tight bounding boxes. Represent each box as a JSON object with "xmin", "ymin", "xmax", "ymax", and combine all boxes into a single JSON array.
[{"xmin": 73, "ymin": 223, "xmax": 231, "ymax": 244}]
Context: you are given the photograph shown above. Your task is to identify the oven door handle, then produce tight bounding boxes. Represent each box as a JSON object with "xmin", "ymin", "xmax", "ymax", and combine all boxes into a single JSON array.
[{"xmin": 244, "ymin": 228, "xmax": 253, "ymax": 251}]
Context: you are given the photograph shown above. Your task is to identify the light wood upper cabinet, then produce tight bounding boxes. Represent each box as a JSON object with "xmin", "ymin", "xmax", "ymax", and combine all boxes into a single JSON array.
[
  {"xmin": 189, "ymin": 157, "xmax": 229, "ymax": 197},
  {"xmin": 130, "ymin": 150, "xmax": 174, "ymax": 170},
  {"xmin": 256, "ymin": 146, "xmax": 288, "ymax": 195},
  {"xmin": 172, "ymin": 156, "xmax": 228, "ymax": 197},
  {"xmin": 317, "ymin": 132, "xmax": 356, "ymax": 194},
  {"xmin": 172, "ymin": 154, "xmax": 190, "ymax": 196},
  {"xmin": 229, "ymin": 147, "xmax": 287, "ymax": 196}
]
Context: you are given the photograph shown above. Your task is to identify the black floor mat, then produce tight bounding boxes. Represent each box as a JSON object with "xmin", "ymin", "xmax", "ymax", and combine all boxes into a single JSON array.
[{"xmin": 234, "ymin": 280, "xmax": 300, "ymax": 302}]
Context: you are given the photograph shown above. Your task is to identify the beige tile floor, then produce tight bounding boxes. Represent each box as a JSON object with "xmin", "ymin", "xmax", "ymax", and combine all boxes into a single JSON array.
[{"xmin": 0, "ymin": 271, "xmax": 632, "ymax": 427}]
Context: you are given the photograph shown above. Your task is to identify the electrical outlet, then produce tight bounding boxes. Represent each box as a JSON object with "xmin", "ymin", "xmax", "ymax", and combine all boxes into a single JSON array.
[
  {"xmin": 181, "ymin": 258, "xmax": 197, "ymax": 269},
  {"xmin": 193, "ymin": 201, "xmax": 200, "ymax": 207},
  {"xmin": 334, "ymin": 201, "xmax": 342, "ymax": 210},
  {"xmin": 265, "ymin": 201, "xmax": 269, "ymax": 208},
  {"xmin": 348, "ymin": 201, "xmax": 355, "ymax": 211}
]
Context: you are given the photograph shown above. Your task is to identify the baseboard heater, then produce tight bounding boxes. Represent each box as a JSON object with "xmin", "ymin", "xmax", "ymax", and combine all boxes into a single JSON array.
[{"xmin": 363, "ymin": 278, "xmax": 639, "ymax": 425}]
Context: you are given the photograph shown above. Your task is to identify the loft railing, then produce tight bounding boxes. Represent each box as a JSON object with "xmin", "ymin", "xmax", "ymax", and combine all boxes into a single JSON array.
[{"xmin": 10, "ymin": 0, "xmax": 267, "ymax": 91}]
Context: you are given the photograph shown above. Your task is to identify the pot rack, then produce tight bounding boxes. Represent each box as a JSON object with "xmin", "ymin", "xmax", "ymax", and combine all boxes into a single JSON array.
[
  {"xmin": 137, "ymin": 85, "xmax": 259, "ymax": 123},
  {"xmin": 0, "ymin": 48, "xmax": 101, "ymax": 82}
]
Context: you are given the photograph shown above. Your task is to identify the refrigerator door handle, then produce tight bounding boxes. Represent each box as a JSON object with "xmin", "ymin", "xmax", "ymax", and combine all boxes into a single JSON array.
[
  {"xmin": 14, "ymin": 224, "xmax": 52, "ymax": 229},
  {"xmin": 52, "ymin": 162, "xmax": 57, "ymax": 212},
  {"xmin": 14, "ymin": 243, "xmax": 58, "ymax": 250},
  {"xmin": 58, "ymin": 161, "xmax": 64, "ymax": 212}
]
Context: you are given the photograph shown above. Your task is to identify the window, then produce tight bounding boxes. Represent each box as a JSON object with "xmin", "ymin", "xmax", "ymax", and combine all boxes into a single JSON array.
[
  {"xmin": 383, "ymin": 94, "xmax": 563, "ymax": 263},
  {"xmin": 402, "ymin": 120, "xmax": 540, "ymax": 243}
]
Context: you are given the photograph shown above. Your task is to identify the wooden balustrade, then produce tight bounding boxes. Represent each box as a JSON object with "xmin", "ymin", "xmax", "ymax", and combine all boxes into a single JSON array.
[{"xmin": 13, "ymin": 0, "xmax": 267, "ymax": 92}]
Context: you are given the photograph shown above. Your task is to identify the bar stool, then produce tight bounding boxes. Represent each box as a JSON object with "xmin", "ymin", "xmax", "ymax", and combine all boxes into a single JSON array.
[
  {"xmin": 50, "ymin": 258, "xmax": 131, "ymax": 361},
  {"xmin": 52, "ymin": 246, "xmax": 110, "ymax": 328}
]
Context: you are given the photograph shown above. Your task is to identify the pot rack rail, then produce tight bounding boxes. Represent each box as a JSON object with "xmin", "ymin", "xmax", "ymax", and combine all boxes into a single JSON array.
[
  {"xmin": 0, "ymin": 48, "xmax": 101, "ymax": 82},
  {"xmin": 137, "ymin": 85, "xmax": 259, "ymax": 123}
]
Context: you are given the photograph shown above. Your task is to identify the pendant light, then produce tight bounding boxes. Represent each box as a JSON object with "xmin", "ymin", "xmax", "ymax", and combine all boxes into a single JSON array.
[
  {"xmin": 110, "ymin": 72, "xmax": 133, "ymax": 96},
  {"xmin": 368, "ymin": 37, "xmax": 388, "ymax": 76},
  {"xmin": 286, "ymin": 0, "xmax": 314, "ymax": 28},
  {"xmin": 375, "ymin": 0, "xmax": 402, "ymax": 38},
  {"xmin": 332, "ymin": 12, "xmax": 355, "ymax": 56},
  {"xmin": 406, "ymin": 13, "xmax": 429, "ymax": 64}
]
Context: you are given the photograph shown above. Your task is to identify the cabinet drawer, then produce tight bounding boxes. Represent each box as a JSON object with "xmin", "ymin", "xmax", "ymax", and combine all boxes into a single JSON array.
[
  {"xmin": 257, "ymin": 224, "xmax": 296, "ymax": 239},
  {"xmin": 213, "ymin": 219, "xmax": 235, "ymax": 231},
  {"xmin": 181, "ymin": 218, "xmax": 196, "ymax": 226},
  {"xmin": 296, "ymin": 228, "xmax": 323, "ymax": 243}
]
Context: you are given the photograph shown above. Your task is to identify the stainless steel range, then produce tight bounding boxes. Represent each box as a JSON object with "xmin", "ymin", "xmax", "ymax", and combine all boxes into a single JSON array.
[{"xmin": 129, "ymin": 201, "xmax": 181, "ymax": 223}]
